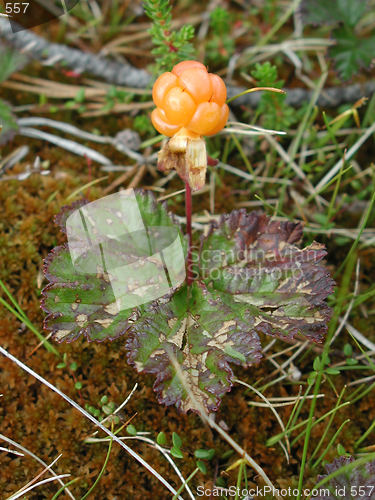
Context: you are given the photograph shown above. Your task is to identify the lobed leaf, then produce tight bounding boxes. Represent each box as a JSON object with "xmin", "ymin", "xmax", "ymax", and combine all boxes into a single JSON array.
[
  {"xmin": 42, "ymin": 194, "xmax": 334, "ymax": 413},
  {"xmin": 199, "ymin": 210, "xmax": 334, "ymax": 343},
  {"xmin": 300, "ymin": 0, "xmax": 374, "ymax": 80},
  {"xmin": 42, "ymin": 190, "xmax": 186, "ymax": 343},
  {"xmin": 329, "ymin": 28, "xmax": 375, "ymax": 81},
  {"xmin": 126, "ymin": 281, "xmax": 262, "ymax": 413},
  {"xmin": 300, "ymin": 0, "xmax": 368, "ymax": 27}
]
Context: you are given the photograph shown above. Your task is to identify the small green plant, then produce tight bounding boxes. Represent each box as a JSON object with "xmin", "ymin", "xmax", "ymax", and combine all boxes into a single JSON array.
[
  {"xmin": 0, "ymin": 46, "xmax": 28, "ymax": 144},
  {"xmin": 65, "ymin": 87, "xmax": 87, "ymax": 113},
  {"xmin": 156, "ymin": 431, "xmax": 211, "ymax": 473},
  {"xmin": 251, "ymin": 61, "xmax": 298, "ymax": 130},
  {"xmin": 343, "ymin": 343, "xmax": 359, "ymax": 366},
  {"xmin": 133, "ymin": 114, "xmax": 156, "ymax": 137},
  {"xmin": 144, "ymin": 0, "xmax": 196, "ymax": 73},
  {"xmin": 307, "ymin": 355, "xmax": 340, "ymax": 386},
  {"xmin": 103, "ymin": 86, "xmax": 135, "ymax": 112},
  {"xmin": 205, "ymin": 7, "xmax": 235, "ymax": 66},
  {"xmin": 56, "ymin": 353, "xmax": 84, "ymax": 390},
  {"xmin": 301, "ymin": 0, "xmax": 375, "ymax": 80},
  {"xmin": 85, "ymin": 395, "xmax": 121, "ymax": 425}
]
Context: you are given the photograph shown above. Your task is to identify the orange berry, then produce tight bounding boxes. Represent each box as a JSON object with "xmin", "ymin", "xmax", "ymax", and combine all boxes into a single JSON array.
[
  {"xmin": 209, "ymin": 74, "xmax": 227, "ymax": 106},
  {"xmin": 171, "ymin": 60, "xmax": 207, "ymax": 77},
  {"xmin": 152, "ymin": 72, "xmax": 178, "ymax": 107},
  {"xmin": 178, "ymin": 68, "xmax": 213, "ymax": 104},
  {"xmin": 205, "ymin": 103, "xmax": 229, "ymax": 136},
  {"xmin": 156, "ymin": 107, "xmax": 174, "ymax": 124},
  {"xmin": 163, "ymin": 86, "xmax": 196, "ymax": 126},
  {"xmin": 151, "ymin": 62, "xmax": 229, "ymax": 139},
  {"xmin": 186, "ymin": 101, "xmax": 221, "ymax": 135},
  {"xmin": 151, "ymin": 108, "xmax": 181, "ymax": 137}
]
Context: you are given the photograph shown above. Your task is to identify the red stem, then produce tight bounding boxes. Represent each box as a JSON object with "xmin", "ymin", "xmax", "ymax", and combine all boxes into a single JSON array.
[{"xmin": 185, "ymin": 180, "xmax": 193, "ymax": 286}]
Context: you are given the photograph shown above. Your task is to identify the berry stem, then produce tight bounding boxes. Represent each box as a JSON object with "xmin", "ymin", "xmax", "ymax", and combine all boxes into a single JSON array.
[{"xmin": 185, "ymin": 180, "xmax": 193, "ymax": 286}]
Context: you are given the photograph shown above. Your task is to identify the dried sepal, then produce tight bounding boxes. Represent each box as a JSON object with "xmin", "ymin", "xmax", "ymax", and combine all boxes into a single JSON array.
[
  {"xmin": 186, "ymin": 137, "xmax": 207, "ymax": 191},
  {"xmin": 157, "ymin": 126, "xmax": 210, "ymax": 191}
]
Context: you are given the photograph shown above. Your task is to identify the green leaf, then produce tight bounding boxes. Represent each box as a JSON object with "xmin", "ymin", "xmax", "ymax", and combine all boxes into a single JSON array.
[
  {"xmin": 170, "ymin": 446, "xmax": 184, "ymax": 459},
  {"xmin": 216, "ymin": 477, "xmax": 226, "ymax": 487},
  {"xmin": 100, "ymin": 395, "xmax": 108, "ymax": 404},
  {"xmin": 221, "ymin": 450, "xmax": 235, "ymax": 460},
  {"xmin": 329, "ymin": 27, "xmax": 375, "ymax": 80},
  {"xmin": 346, "ymin": 358, "xmax": 358, "ymax": 366},
  {"xmin": 195, "ymin": 449, "xmax": 215, "ymax": 460},
  {"xmin": 0, "ymin": 46, "xmax": 28, "ymax": 84},
  {"xmin": 56, "ymin": 362, "xmax": 66, "ymax": 369},
  {"xmin": 172, "ymin": 432, "xmax": 182, "ymax": 448},
  {"xmin": 70, "ymin": 362, "xmax": 78, "ymax": 371},
  {"xmin": 337, "ymin": 443, "xmax": 346, "ymax": 455},
  {"xmin": 102, "ymin": 405, "xmax": 113, "ymax": 415},
  {"xmin": 156, "ymin": 431, "xmax": 166, "ymax": 445},
  {"xmin": 326, "ymin": 368, "xmax": 340, "ymax": 375},
  {"xmin": 300, "ymin": 0, "xmax": 367, "ymax": 27},
  {"xmin": 42, "ymin": 190, "xmax": 186, "ymax": 343},
  {"xmin": 196, "ymin": 460, "xmax": 207, "ymax": 474},
  {"xmin": 0, "ymin": 99, "xmax": 19, "ymax": 145},
  {"xmin": 343, "ymin": 343, "xmax": 353, "ymax": 356},
  {"xmin": 308, "ymin": 374, "xmax": 317, "ymax": 385},
  {"xmin": 75, "ymin": 381, "xmax": 83, "ymax": 390},
  {"xmin": 314, "ymin": 357, "xmax": 321, "ymax": 371},
  {"xmin": 75, "ymin": 88, "xmax": 85, "ymax": 103},
  {"xmin": 126, "ymin": 425, "xmax": 137, "ymax": 436}
]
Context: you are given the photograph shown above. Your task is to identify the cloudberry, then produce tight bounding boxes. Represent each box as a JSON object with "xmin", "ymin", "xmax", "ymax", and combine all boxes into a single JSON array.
[
  {"xmin": 152, "ymin": 61, "xmax": 229, "ymax": 191},
  {"xmin": 151, "ymin": 61, "xmax": 229, "ymax": 137}
]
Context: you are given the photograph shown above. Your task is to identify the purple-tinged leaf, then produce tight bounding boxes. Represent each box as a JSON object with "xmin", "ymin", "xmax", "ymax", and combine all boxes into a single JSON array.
[
  {"xmin": 199, "ymin": 210, "xmax": 334, "ymax": 343},
  {"xmin": 42, "ymin": 190, "xmax": 186, "ymax": 343},
  {"xmin": 54, "ymin": 199, "xmax": 89, "ymax": 233},
  {"xmin": 126, "ymin": 281, "xmax": 262, "ymax": 413},
  {"xmin": 314, "ymin": 456, "xmax": 375, "ymax": 500},
  {"xmin": 41, "ymin": 244, "xmax": 141, "ymax": 342},
  {"xmin": 42, "ymin": 195, "xmax": 334, "ymax": 413}
]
